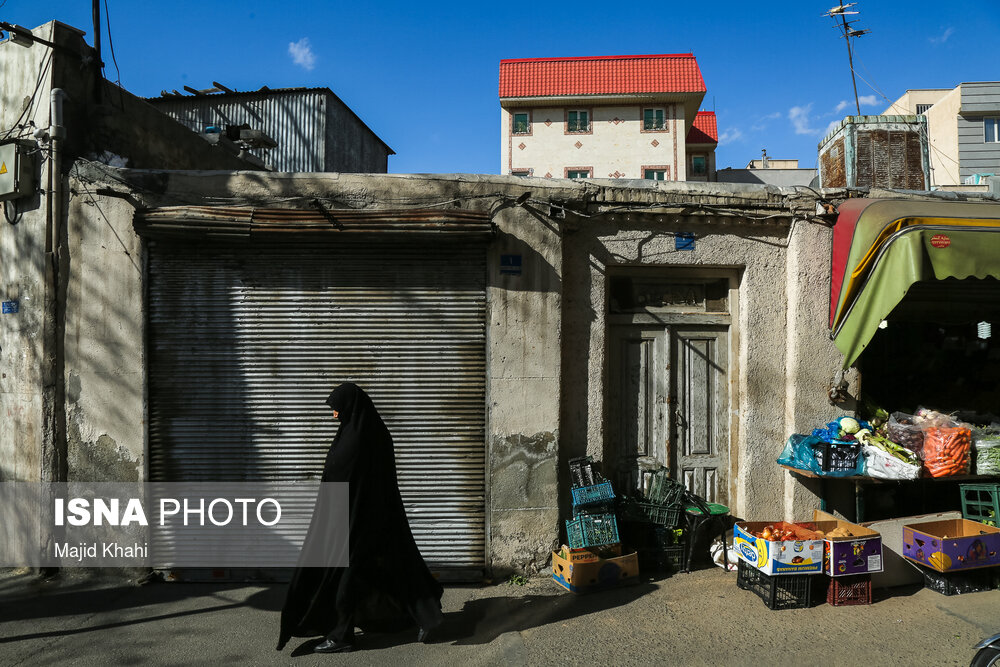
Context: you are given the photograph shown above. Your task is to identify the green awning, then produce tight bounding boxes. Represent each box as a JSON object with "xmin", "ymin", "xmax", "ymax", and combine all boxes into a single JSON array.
[{"xmin": 831, "ymin": 199, "xmax": 1000, "ymax": 368}]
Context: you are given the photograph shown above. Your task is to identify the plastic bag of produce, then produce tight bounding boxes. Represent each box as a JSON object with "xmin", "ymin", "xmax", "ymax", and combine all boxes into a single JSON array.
[
  {"xmin": 776, "ymin": 433, "xmax": 863, "ymax": 477},
  {"xmin": 886, "ymin": 412, "xmax": 924, "ymax": 457},
  {"xmin": 973, "ymin": 429, "xmax": 1000, "ymax": 475},
  {"xmin": 862, "ymin": 444, "xmax": 921, "ymax": 480},
  {"xmin": 921, "ymin": 426, "xmax": 972, "ymax": 477}
]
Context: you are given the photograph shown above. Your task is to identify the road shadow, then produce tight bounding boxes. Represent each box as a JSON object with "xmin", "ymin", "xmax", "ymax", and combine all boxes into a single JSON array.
[{"xmin": 1, "ymin": 570, "xmax": 657, "ymax": 651}]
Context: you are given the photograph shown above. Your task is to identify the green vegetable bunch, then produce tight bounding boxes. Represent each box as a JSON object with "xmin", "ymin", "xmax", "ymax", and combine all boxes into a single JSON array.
[{"xmin": 856, "ymin": 428, "xmax": 920, "ymax": 464}]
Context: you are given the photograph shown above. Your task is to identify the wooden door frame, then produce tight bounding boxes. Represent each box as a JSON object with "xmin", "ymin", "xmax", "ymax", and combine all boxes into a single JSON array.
[{"xmin": 603, "ymin": 266, "xmax": 741, "ymax": 508}]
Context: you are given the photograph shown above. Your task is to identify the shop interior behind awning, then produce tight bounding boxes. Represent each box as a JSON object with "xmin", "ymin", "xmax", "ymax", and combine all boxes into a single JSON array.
[{"xmin": 824, "ymin": 198, "xmax": 1000, "ymax": 520}]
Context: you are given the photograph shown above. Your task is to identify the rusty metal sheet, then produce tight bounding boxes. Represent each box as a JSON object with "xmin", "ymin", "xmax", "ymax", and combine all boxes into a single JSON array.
[
  {"xmin": 146, "ymin": 240, "xmax": 487, "ymax": 573},
  {"xmin": 133, "ymin": 206, "xmax": 494, "ymax": 241},
  {"xmin": 820, "ymin": 136, "xmax": 847, "ymax": 188}
]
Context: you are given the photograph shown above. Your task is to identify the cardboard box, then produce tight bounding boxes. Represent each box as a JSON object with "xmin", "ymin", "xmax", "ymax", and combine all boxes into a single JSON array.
[
  {"xmin": 733, "ymin": 521, "xmax": 824, "ymax": 575},
  {"xmin": 551, "ymin": 549, "xmax": 639, "ymax": 593},
  {"xmin": 862, "ymin": 511, "xmax": 961, "ymax": 588},
  {"xmin": 812, "ymin": 509, "xmax": 883, "ymax": 577},
  {"xmin": 902, "ymin": 518, "xmax": 1000, "ymax": 572},
  {"xmin": 558, "ymin": 543, "xmax": 623, "ymax": 564}
]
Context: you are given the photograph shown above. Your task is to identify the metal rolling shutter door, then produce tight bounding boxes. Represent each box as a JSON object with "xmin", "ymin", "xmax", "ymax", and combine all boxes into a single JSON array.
[{"xmin": 147, "ymin": 240, "xmax": 486, "ymax": 573}]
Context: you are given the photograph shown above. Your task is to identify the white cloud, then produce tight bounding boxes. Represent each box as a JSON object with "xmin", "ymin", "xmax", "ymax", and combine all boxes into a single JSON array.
[
  {"xmin": 929, "ymin": 27, "xmax": 955, "ymax": 44},
  {"xmin": 718, "ymin": 127, "xmax": 744, "ymax": 145},
  {"xmin": 288, "ymin": 37, "xmax": 316, "ymax": 70},
  {"xmin": 823, "ymin": 119, "xmax": 842, "ymax": 137},
  {"xmin": 762, "ymin": 112, "xmax": 782, "ymax": 121},
  {"xmin": 789, "ymin": 104, "xmax": 817, "ymax": 135},
  {"xmin": 832, "ymin": 96, "xmax": 881, "ymax": 117}
]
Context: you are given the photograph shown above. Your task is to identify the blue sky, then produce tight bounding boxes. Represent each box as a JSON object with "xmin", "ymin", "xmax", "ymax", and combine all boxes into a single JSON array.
[{"xmin": 6, "ymin": 1, "xmax": 1000, "ymax": 173}]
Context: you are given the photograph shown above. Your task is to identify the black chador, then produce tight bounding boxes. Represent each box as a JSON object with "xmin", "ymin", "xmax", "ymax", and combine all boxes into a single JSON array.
[{"xmin": 277, "ymin": 383, "xmax": 443, "ymax": 653}]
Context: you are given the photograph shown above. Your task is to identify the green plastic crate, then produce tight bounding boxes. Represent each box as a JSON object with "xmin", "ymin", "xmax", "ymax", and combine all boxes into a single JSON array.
[
  {"xmin": 959, "ymin": 483, "xmax": 1000, "ymax": 527},
  {"xmin": 565, "ymin": 512, "xmax": 620, "ymax": 549}
]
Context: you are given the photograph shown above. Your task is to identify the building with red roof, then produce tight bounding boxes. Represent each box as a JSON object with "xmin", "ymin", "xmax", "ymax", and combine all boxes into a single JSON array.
[{"xmin": 499, "ymin": 54, "xmax": 716, "ymax": 181}]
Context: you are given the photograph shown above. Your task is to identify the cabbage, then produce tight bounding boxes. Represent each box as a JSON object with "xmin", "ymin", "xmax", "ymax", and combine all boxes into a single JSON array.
[{"xmin": 839, "ymin": 417, "xmax": 861, "ymax": 434}]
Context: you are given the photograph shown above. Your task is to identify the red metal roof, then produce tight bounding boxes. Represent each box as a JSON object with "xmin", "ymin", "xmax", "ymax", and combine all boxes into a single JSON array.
[
  {"xmin": 499, "ymin": 54, "xmax": 706, "ymax": 98},
  {"xmin": 687, "ymin": 111, "xmax": 718, "ymax": 144}
]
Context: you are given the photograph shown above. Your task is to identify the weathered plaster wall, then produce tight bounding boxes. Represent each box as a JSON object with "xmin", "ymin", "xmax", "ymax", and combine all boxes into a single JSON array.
[
  {"xmin": 561, "ymin": 210, "xmax": 791, "ymax": 518},
  {"xmin": 782, "ymin": 217, "xmax": 857, "ymax": 518},
  {"xmin": 0, "ymin": 23, "xmax": 61, "ymax": 484},
  {"xmin": 63, "ymin": 188, "xmax": 145, "ymax": 482},
  {"xmin": 486, "ymin": 187, "xmax": 563, "ymax": 574},
  {"xmin": 68, "ymin": 168, "xmax": 567, "ymax": 572}
]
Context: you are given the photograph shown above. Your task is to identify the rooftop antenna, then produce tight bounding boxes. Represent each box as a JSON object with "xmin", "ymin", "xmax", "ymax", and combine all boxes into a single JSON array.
[{"xmin": 824, "ymin": 3, "xmax": 870, "ymax": 116}]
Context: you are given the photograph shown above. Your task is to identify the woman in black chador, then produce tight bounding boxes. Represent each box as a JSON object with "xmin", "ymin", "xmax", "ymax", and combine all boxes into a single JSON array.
[{"xmin": 277, "ymin": 383, "xmax": 443, "ymax": 653}]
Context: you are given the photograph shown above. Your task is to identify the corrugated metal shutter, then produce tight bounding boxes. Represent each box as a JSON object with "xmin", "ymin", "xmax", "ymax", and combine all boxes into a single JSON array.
[{"xmin": 146, "ymin": 239, "xmax": 487, "ymax": 575}]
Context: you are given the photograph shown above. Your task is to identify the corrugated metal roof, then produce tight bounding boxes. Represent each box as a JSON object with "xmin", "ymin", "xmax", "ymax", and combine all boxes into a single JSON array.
[
  {"xmin": 147, "ymin": 86, "xmax": 393, "ymax": 157},
  {"xmin": 687, "ymin": 111, "xmax": 718, "ymax": 144},
  {"xmin": 499, "ymin": 54, "xmax": 706, "ymax": 99}
]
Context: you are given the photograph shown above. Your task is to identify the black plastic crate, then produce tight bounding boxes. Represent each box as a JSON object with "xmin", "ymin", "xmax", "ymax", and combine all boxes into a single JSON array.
[
  {"xmin": 826, "ymin": 574, "xmax": 872, "ymax": 606},
  {"xmin": 568, "ymin": 456, "xmax": 598, "ymax": 488},
  {"xmin": 737, "ymin": 559, "xmax": 814, "ymax": 610},
  {"xmin": 814, "ymin": 441, "xmax": 861, "ymax": 473},
  {"xmin": 572, "ymin": 500, "xmax": 616, "ymax": 518},
  {"xmin": 624, "ymin": 500, "xmax": 682, "ymax": 527},
  {"xmin": 917, "ymin": 563, "xmax": 999, "ymax": 596},
  {"xmin": 637, "ymin": 545, "xmax": 686, "ymax": 573},
  {"xmin": 646, "ymin": 470, "xmax": 686, "ymax": 505}
]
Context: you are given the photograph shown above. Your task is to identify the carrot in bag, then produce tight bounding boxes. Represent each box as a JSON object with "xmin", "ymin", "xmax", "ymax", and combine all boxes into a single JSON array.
[{"xmin": 923, "ymin": 426, "xmax": 971, "ymax": 477}]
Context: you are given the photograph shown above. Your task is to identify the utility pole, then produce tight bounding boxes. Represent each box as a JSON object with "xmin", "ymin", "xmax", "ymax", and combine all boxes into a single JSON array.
[{"xmin": 825, "ymin": 3, "xmax": 870, "ymax": 116}]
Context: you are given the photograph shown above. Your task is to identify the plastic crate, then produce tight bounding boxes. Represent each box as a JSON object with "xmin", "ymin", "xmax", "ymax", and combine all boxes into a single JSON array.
[
  {"xmin": 826, "ymin": 574, "xmax": 872, "ymax": 606},
  {"xmin": 960, "ymin": 483, "xmax": 1000, "ymax": 527},
  {"xmin": 814, "ymin": 441, "xmax": 861, "ymax": 473},
  {"xmin": 572, "ymin": 501, "xmax": 615, "ymax": 518},
  {"xmin": 568, "ymin": 456, "xmax": 598, "ymax": 488},
  {"xmin": 565, "ymin": 513, "xmax": 620, "ymax": 549},
  {"xmin": 646, "ymin": 471, "xmax": 686, "ymax": 505},
  {"xmin": 571, "ymin": 481, "xmax": 615, "ymax": 508},
  {"xmin": 625, "ymin": 500, "xmax": 682, "ymax": 527},
  {"xmin": 918, "ymin": 563, "xmax": 999, "ymax": 596},
  {"xmin": 637, "ymin": 545, "xmax": 686, "ymax": 573},
  {"xmin": 736, "ymin": 559, "xmax": 814, "ymax": 610}
]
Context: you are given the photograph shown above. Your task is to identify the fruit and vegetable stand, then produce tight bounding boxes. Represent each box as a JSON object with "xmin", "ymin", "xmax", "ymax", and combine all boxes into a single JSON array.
[{"xmin": 778, "ymin": 412, "xmax": 1000, "ymax": 522}]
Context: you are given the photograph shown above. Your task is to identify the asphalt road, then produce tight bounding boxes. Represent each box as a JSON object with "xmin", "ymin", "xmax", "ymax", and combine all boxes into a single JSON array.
[{"xmin": 0, "ymin": 566, "xmax": 995, "ymax": 666}]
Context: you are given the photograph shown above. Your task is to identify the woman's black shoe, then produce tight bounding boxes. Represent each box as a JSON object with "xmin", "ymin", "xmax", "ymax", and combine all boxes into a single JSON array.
[
  {"xmin": 314, "ymin": 638, "xmax": 355, "ymax": 653},
  {"xmin": 417, "ymin": 627, "xmax": 434, "ymax": 644}
]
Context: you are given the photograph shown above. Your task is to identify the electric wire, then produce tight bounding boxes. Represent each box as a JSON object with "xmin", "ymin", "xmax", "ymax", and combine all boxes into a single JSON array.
[
  {"xmin": 76, "ymin": 179, "xmax": 142, "ymax": 276},
  {"xmin": 1, "ymin": 50, "xmax": 53, "ymax": 141},
  {"xmin": 850, "ymin": 53, "xmax": 964, "ymax": 183},
  {"xmin": 103, "ymin": 0, "xmax": 126, "ymax": 110}
]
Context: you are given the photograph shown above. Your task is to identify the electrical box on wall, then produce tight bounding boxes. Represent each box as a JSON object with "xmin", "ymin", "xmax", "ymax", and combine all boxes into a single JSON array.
[{"xmin": 0, "ymin": 140, "xmax": 35, "ymax": 201}]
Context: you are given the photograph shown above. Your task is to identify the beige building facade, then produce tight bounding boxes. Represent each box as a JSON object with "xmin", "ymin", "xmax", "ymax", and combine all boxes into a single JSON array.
[
  {"xmin": 885, "ymin": 83, "xmax": 1000, "ymax": 187},
  {"xmin": 499, "ymin": 55, "xmax": 716, "ymax": 182}
]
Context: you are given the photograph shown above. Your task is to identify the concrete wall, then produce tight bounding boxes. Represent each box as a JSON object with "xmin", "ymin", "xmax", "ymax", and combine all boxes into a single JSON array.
[
  {"xmin": 925, "ymin": 87, "xmax": 961, "ymax": 186},
  {"xmin": 34, "ymin": 160, "xmax": 867, "ymax": 569},
  {"xmin": 717, "ymin": 168, "xmax": 817, "ymax": 187},
  {"xmin": 0, "ymin": 20, "xmax": 257, "ymax": 489},
  {"xmin": 883, "ymin": 89, "xmax": 950, "ymax": 115},
  {"xmin": 501, "ymin": 104, "xmax": 686, "ymax": 180},
  {"xmin": 63, "ymin": 187, "xmax": 145, "ymax": 482},
  {"xmin": 0, "ymin": 23, "xmax": 60, "ymax": 484},
  {"xmin": 557, "ymin": 183, "xmax": 845, "ymax": 519}
]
